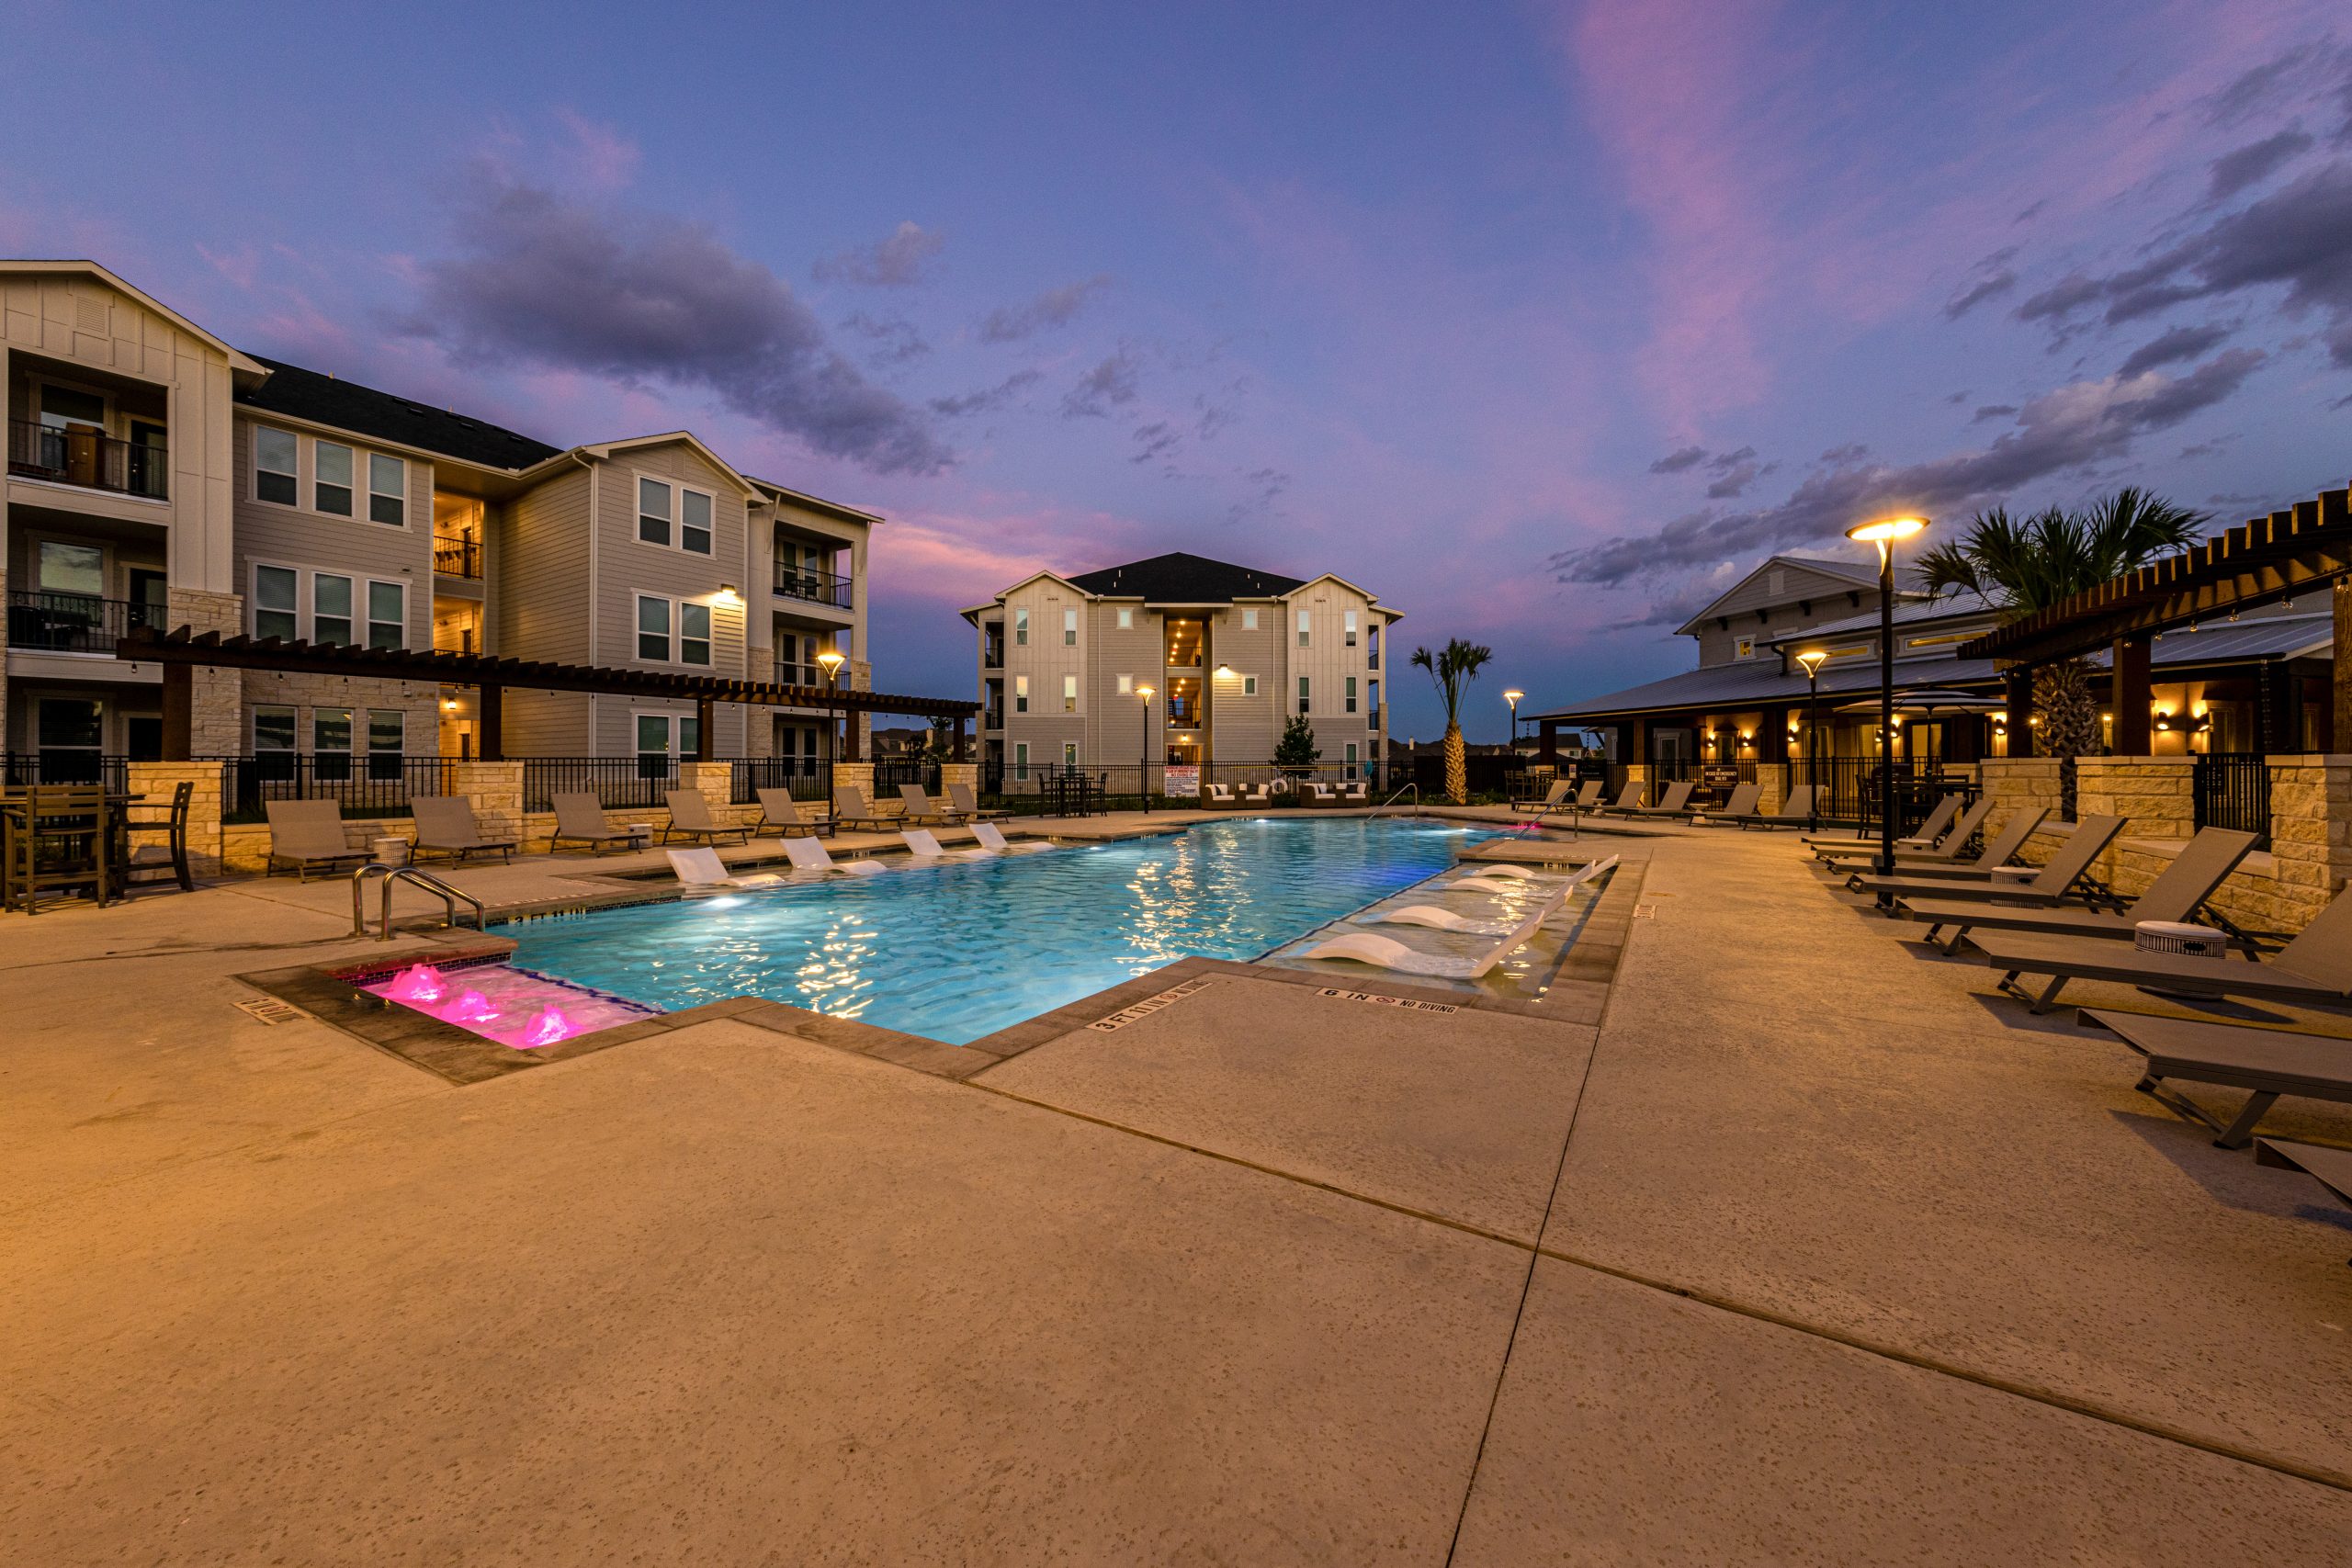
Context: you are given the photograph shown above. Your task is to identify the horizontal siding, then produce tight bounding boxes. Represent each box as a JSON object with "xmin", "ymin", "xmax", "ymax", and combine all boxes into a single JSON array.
[
  {"xmin": 231, "ymin": 412, "xmax": 433, "ymax": 647},
  {"xmin": 495, "ymin": 467, "xmax": 592, "ymax": 666},
  {"xmin": 594, "ymin": 444, "xmax": 751, "ymax": 678}
]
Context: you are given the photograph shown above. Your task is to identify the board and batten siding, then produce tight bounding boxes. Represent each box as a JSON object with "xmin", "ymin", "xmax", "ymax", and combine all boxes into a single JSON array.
[
  {"xmin": 490, "ymin": 464, "xmax": 594, "ymax": 757},
  {"xmin": 1087, "ymin": 600, "xmax": 1163, "ymax": 762},
  {"xmin": 996, "ymin": 577, "xmax": 1088, "ymax": 765},
  {"xmin": 1206, "ymin": 604, "xmax": 1283, "ymax": 761},
  {"xmin": 591, "ymin": 444, "xmax": 751, "ymax": 758}
]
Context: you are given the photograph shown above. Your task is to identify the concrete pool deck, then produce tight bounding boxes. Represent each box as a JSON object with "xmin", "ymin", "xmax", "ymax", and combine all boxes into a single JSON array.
[{"xmin": 5, "ymin": 820, "xmax": 2351, "ymax": 1561}]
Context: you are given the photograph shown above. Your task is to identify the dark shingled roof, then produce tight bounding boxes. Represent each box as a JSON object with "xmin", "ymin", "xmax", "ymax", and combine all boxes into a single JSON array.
[
  {"xmin": 1067, "ymin": 551, "xmax": 1306, "ymax": 602},
  {"xmin": 237, "ymin": 355, "xmax": 565, "ymax": 470}
]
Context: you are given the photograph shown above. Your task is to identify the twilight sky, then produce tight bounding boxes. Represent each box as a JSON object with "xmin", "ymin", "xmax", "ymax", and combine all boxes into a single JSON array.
[{"xmin": 5, "ymin": 1, "xmax": 2349, "ymax": 740}]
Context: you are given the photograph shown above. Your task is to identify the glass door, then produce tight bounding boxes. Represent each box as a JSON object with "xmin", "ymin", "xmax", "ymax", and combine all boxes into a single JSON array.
[{"xmin": 36, "ymin": 698, "xmax": 106, "ymax": 784}]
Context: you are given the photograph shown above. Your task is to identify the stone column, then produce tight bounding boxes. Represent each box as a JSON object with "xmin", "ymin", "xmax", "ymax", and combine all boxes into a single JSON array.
[
  {"xmin": 681, "ymin": 761, "xmax": 738, "ymax": 825},
  {"xmin": 1976, "ymin": 758, "xmax": 2064, "ymax": 863},
  {"xmin": 127, "ymin": 761, "xmax": 226, "ymax": 877},
  {"xmin": 1754, "ymin": 762, "xmax": 1787, "ymax": 815},
  {"xmin": 446, "ymin": 761, "xmax": 526, "ymax": 848},
  {"xmin": 2072, "ymin": 755, "xmax": 2194, "ymax": 892},
  {"xmin": 939, "ymin": 761, "xmax": 978, "ymax": 797},
  {"xmin": 2265, "ymin": 755, "xmax": 2352, "ymax": 932},
  {"xmin": 832, "ymin": 760, "xmax": 875, "ymax": 814},
  {"xmin": 167, "ymin": 587, "xmax": 245, "ymax": 757}
]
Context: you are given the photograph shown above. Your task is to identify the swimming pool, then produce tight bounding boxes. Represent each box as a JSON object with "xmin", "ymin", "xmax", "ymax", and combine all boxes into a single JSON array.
[{"xmin": 502, "ymin": 818, "xmax": 1505, "ymax": 1044}]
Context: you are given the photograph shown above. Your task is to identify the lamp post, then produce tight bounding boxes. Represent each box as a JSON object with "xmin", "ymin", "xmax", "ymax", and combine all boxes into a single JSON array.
[
  {"xmin": 1136, "ymin": 684, "xmax": 1155, "ymax": 815},
  {"xmin": 1794, "ymin": 649, "xmax": 1828, "ymax": 834},
  {"xmin": 1843, "ymin": 514, "xmax": 1928, "ymax": 896},
  {"xmin": 816, "ymin": 648, "xmax": 846, "ymax": 773}
]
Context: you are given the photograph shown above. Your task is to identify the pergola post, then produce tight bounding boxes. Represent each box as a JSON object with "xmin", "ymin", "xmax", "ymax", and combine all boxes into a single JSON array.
[
  {"xmin": 478, "ymin": 682, "xmax": 504, "ymax": 762},
  {"xmin": 2110, "ymin": 635, "xmax": 2153, "ymax": 755},
  {"xmin": 161, "ymin": 661, "xmax": 193, "ymax": 761},
  {"xmin": 2003, "ymin": 666, "xmax": 2035, "ymax": 758},
  {"xmin": 953, "ymin": 716, "xmax": 967, "ymax": 761},
  {"xmin": 2335, "ymin": 576, "xmax": 2352, "ymax": 755},
  {"xmin": 1538, "ymin": 719, "xmax": 1558, "ymax": 766},
  {"xmin": 2257, "ymin": 660, "xmax": 2299, "ymax": 753},
  {"xmin": 695, "ymin": 698, "xmax": 716, "ymax": 761}
]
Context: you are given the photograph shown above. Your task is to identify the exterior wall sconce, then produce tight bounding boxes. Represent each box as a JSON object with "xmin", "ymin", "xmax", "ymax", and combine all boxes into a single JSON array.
[{"xmin": 2153, "ymin": 711, "xmax": 2174, "ymax": 732}]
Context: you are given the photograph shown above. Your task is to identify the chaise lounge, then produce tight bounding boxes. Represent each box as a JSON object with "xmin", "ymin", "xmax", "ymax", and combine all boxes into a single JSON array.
[
  {"xmin": 1829, "ymin": 807, "xmax": 2049, "ymax": 890},
  {"xmin": 1901, "ymin": 826, "xmax": 2256, "ymax": 953},
  {"xmin": 662, "ymin": 789, "xmax": 751, "ymax": 847},
  {"xmin": 264, "ymin": 798, "xmax": 371, "ymax": 881},
  {"xmin": 548, "ymin": 793, "xmax": 636, "ymax": 855},
  {"xmin": 831, "ymin": 784, "xmax": 899, "ymax": 832},
  {"xmin": 1725, "ymin": 785, "xmax": 1816, "ymax": 830},
  {"xmin": 1813, "ymin": 797, "xmax": 1993, "ymax": 868},
  {"xmin": 409, "ymin": 795, "xmax": 518, "ymax": 866},
  {"xmin": 753, "ymin": 788, "xmax": 833, "ymax": 839},
  {"xmin": 1846, "ymin": 814, "xmax": 2122, "ymax": 911},
  {"xmin": 1970, "ymin": 881, "xmax": 2352, "ymax": 1013},
  {"xmin": 2254, "ymin": 1140, "xmax": 2352, "ymax": 1266},
  {"xmin": 2079, "ymin": 1008, "xmax": 2352, "ymax": 1149}
]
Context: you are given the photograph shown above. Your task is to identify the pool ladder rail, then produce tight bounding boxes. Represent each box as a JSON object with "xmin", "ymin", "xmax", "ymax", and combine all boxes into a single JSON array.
[
  {"xmin": 1367, "ymin": 783, "xmax": 1419, "ymax": 818},
  {"xmin": 350, "ymin": 862, "xmax": 487, "ymax": 942}
]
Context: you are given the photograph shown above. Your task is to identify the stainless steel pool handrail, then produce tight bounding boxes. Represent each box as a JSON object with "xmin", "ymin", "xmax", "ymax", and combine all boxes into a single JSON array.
[
  {"xmin": 1368, "ymin": 783, "xmax": 1419, "ymax": 818},
  {"xmin": 349, "ymin": 863, "xmax": 486, "ymax": 941}
]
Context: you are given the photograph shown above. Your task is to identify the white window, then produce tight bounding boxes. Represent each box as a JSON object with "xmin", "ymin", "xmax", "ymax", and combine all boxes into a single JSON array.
[
  {"xmin": 1297, "ymin": 610, "xmax": 1311, "ymax": 648},
  {"xmin": 1116, "ymin": 673, "xmax": 1132, "ymax": 694},
  {"xmin": 1014, "ymin": 608, "xmax": 1029, "ymax": 645},
  {"xmin": 637, "ymin": 593, "xmax": 672, "ymax": 660},
  {"xmin": 681, "ymin": 488, "xmax": 713, "ymax": 555},
  {"xmin": 638, "ymin": 478, "xmax": 672, "ymax": 546},
  {"xmin": 1063, "ymin": 742, "xmax": 1077, "ymax": 767},
  {"xmin": 1063, "ymin": 608, "xmax": 1078, "ymax": 646},
  {"xmin": 368, "ymin": 454, "xmax": 405, "ymax": 526},
  {"xmin": 1345, "ymin": 676, "xmax": 1358, "ymax": 714},
  {"xmin": 1063, "ymin": 673, "xmax": 1078, "ymax": 713},
  {"xmin": 679, "ymin": 601, "xmax": 712, "ymax": 666},
  {"xmin": 254, "ymin": 565, "xmax": 299, "ymax": 641},
  {"xmin": 368, "ymin": 581, "xmax": 404, "ymax": 650},
  {"xmin": 313, "ymin": 441, "xmax": 354, "ymax": 516},
  {"xmin": 312, "ymin": 573, "xmax": 354, "ymax": 646},
  {"xmin": 253, "ymin": 705, "xmax": 297, "ymax": 752},
  {"xmin": 1015, "ymin": 675, "xmax": 1030, "ymax": 713},
  {"xmin": 1014, "ymin": 741, "xmax": 1030, "ymax": 781},
  {"xmin": 254, "ymin": 428, "xmax": 298, "ymax": 506},
  {"xmin": 1116, "ymin": 607, "xmax": 1133, "ymax": 629},
  {"xmin": 1298, "ymin": 676, "xmax": 1310, "ymax": 714},
  {"xmin": 1242, "ymin": 674, "xmax": 1258, "ymax": 697},
  {"xmin": 1242, "ymin": 608, "xmax": 1259, "ymax": 631},
  {"xmin": 1345, "ymin": 610, "xmax": 1358, "ymax": 647},
  {"xmin": 633, "ymin": 713, "xmax": 700, "ymax": 766}
]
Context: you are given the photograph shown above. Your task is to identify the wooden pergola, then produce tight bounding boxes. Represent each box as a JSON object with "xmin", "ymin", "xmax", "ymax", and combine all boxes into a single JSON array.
[
  {"xmin": 117, "ymin": 627, "xmax": 978, "ymax": 762},
  {"xmin": 1958, "ymin": 487, "xmax": 2352, "ymax": 755}
]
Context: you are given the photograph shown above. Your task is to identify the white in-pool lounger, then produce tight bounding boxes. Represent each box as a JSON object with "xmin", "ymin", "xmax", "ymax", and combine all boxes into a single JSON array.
[
  {"xmin": 1303, "ymin": 886, "xmax": 1569, "ymax": 978},
  {"xmin": 782, "ymin": 837, "xmax": 889, "ymax": 876},
  {"xmin": 1447, "ymin": 853, "xmax": 1618, "ymax": 891},
  {"xmin": 971, "ymin": 822, "xmax": 1052, "ymax": 854},
  {"xmin": 1356, "ymin": 904, "xmax": 1516, "ymax": 934},
  {"xmin": 901, "ymin": 828, "xmax": 994, "ymax": 863},
  {"xmin": 667, "ymin": 847, "xmax": 783, "ymax": 889}
]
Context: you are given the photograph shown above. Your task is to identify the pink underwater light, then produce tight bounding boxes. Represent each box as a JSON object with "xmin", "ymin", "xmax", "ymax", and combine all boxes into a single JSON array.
[
  {"xmin": 520, "ymin": 1005, "xmax": 581, "ymax": 1047},
  {"xmin": 361, "ymin": 964, "xmax": 654, "ymax": 1051},
  {"xmin": 383, "ymin": 963, "xmax": 447, "ymax": 1004}
]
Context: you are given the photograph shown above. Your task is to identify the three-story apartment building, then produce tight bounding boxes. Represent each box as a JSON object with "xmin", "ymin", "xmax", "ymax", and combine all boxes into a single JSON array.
[
  {"xmin": 3, "ymin": 260, "xmax": 876, "ymax": 783},
  {"xmin": 962, "ymin": 550, "xmax": 1399, "ymax": 787}
]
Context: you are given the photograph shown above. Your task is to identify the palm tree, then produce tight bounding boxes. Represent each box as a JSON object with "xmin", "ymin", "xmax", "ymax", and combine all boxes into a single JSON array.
[
  {"xmin": 1410, "ymin": 637, "xmax": 1494, "ymax": 804},
  {"xmin": 1913, "ymin": 487, "xmax": 2206, "ymax": 814}
]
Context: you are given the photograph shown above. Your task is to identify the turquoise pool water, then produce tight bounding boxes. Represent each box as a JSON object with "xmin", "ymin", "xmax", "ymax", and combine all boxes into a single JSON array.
[{"xmin": 502, "ymin": 818, "xmax": 1502, "ymax": 1044}]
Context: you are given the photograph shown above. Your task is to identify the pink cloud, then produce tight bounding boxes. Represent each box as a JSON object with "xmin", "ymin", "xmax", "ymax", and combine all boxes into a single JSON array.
[{"xmin": 553, "ymin": 109, "xmax": 642, "ymax": 193}]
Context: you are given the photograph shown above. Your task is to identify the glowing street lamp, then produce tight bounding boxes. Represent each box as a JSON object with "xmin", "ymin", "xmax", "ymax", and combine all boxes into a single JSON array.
[
  {"xmin": 1844, "ymin": 514, "xmax": 1928, "ymax": 891},
  {"xmin": 1794, "ymin": 649, "xmax": 1829, "ymax": 833},
  {"xmin": 816, "ymin": 648, "xmax": 846, "ymax": 764},
  {"xmin": 1503, "ymin": 688, "xmax": 1524, "ymax": 744}
]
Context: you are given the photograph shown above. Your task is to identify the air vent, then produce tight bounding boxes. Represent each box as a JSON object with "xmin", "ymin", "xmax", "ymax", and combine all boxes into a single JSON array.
[{"xmin": 74, "ymin": 294, "xmax": 108, "ymax": 333}]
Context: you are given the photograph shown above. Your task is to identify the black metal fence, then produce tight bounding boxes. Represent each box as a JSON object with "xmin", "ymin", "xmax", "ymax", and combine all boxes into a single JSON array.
[
  {"xmin": 519, "ymin": 756, "xmax": 679, "ymax": 811},
  {"xmin": 1799, "ymin": 759, "xmax": 1973, "ymax": 836},
  {"xmin": 4, "ymin": 751, "xmax": 132, "ymax": 795},
  {"xmin": 978, "ymin": 760, "xmax": 1383, "ymax": 813},
  {"xmin": 215, "ymin": 753, "xmax": 457, "ymax": 823},
  {"xmin": 873, "ymin": 759, "xmax": 943, "ymax": 795},
  {"xmin": 729, "ymin": 756, "xmax": 833, "ymax": 806},
  {"xmin": 2194, "ymin": 751, "xmax": 2271, "ymax": 848}
]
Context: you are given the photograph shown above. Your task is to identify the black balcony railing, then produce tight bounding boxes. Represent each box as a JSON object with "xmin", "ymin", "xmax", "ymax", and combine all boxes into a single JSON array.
[
  {"xmin": 212, "ymin": 753, "xmax": 457, "ymax": 824},
  {"xmin": 520, "ymin": 756, "xmax": 680, "ymax": 811},
  {"xmin": 6, "ymin": 592, "xmax": 164, "ymax": 653},
  {"xmin": 433, "ymin": 534, "xmax": 482, "ymax": 579},
  {"xmin": 982, "ymin": 638, "xmax": 1004, "ymax": 669},
  {"xmin": 776, "ymin": 660, "xmax": 824, "ymax": 689},
  {"xmin": 2194, "ymin": 751, "xmax": 2271, "ymax": 849},
  {"xmin": 1165, "ymin": 698, "xmax": 1203, "ymax": 727},
  {"xmin": 8, "ymin": 420, "xmax": 167, "ymax": 500},
  {"xmin": 775, "ymin": 564, "xmax": 854, "ymax": 607}
]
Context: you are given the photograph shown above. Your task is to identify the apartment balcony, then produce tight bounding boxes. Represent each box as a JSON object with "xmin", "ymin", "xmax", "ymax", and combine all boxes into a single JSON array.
[
  {"xmin": 6, "ymin": 591, "xmax": 166, "ymax": 654},
  {"xmin": 775, "ymin": 563, "xmax": 854, "ymax": 609},
  {"xmin": 1165, "ymin": 697, "xmax": 1204, "ymax": 727},
  {"xmin": 982, "ymin": 634, "xmax": 1004, "ymax": 669},
  {"xmin": 984, "ymin": 707, "xmax": 1004, "ymax": 731},
  {"xmin": 433, "ymin": 533, "xmax": 482, "ymax": 580},
  {"xmin": 8, "ymin": 420, "xmax": 167, "ymax": 502}
]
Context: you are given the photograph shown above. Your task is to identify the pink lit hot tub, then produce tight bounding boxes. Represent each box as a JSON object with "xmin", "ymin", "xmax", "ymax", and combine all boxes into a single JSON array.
[{"xmin": 362, "ymin": 962, "xmax": 660, "ymax": 1050}]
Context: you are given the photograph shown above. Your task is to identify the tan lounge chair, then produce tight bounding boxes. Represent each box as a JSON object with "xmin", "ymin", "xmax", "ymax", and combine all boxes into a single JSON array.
[
  {"xmin": 1903, "ymin": 827, "xmax": 2256, "ymax": 953},
  {"xmin": 1728, "ymin": 785, "xmax": 1816, "ymax": 830},
  {"xmin": 1848, "ymin": 815, "xmax": 2123, "ymax": 910},
  {"xmin": 1628, "ymin": 780, "xmax": 1695, "ymax": 817},
  {"xmin": 2254, "ymin": 1141, "xmax": 2352, "ymax": 1266},
  {"xmin": 661, "ymin": 789, "xmax": 750, "ymax": 846},
  {"xmin": 753, "ymin": 788, "xmax": 833, "ymax": 839},
  {"xmin": 1691, "ymin": 782, "xmax": 1761, "ymax": 822},
  {"xmin": 1971, "ymin": 881, "xmax": 2352, "ymax": 1013},
  {"xmin": 947, "ymin": 782, "xmax": 1009, "ymax": 822},
  {"xmin": 1815, "ymin": 797, "xmax": 1995, "ymax": 868},
  {"xmin": 264, "ymin": 798, "xmax": 369, "ymax": 881},
  {"xmin": 410, "ymin": 795, "xmax": 518, "ymax": 865},
  {"xmin": 832, "ymin": 784, "xmax": 897, "ymax": 831},
  {"xmin": 1512, "ymin": 781, "xmax": 1571, "ymax": 814},
  {"xmin": 548, "ymin": 793, "xmax": 634, "ymax": 855},
  {"xmin": 899, "ymin": 783, "xmax": 963, "ymax": 825},
  {"xmin": 1831, "ymin": 807, "xmax": 2049, "ymax": 890},
  {"xmin": 2081, "ymin": 1010, "xmax": 2352, "ymax": 1149},
  {"xmin": 1586, "ymin": 781, "xmax": 1646, "ymax": 817}
]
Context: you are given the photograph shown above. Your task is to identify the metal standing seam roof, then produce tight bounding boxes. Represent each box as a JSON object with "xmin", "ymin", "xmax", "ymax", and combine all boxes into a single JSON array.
[
  {"xmin": 1767, "ymin": 591, "xmax": 2005, "ymax": 646},
  {"xmin": 1529, "ymin": 612, "xmax": 2335, "ymax": 721}
]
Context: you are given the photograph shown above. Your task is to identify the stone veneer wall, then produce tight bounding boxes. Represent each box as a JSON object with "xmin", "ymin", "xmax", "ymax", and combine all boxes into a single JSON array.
[
  {"xmin": 1753, "ymin": 763, "xmax": 1786, "ymax": 816},
  {"xmin": 168, "ymin": 587, "xmax": 245, "ymax": 757}
]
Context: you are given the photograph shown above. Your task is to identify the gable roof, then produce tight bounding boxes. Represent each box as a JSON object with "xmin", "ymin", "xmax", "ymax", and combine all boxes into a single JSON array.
[
  {"xmin": 237, "ymin": 355, "xmax": 564, "ymax": 470},
  {"xmin": 0, "ymin": 260, "xmax": 268, "ymax": 376},
  {"xmin": 573, "ymin": 431, "xmax": 762, "ymax": 496},
  {"xmin": 1067, "ymin": 551, "xmax": 1306, "ymax": 603},
  {"xmin": 1673, "ymin": 553, "xmax": 1894, "ymax": 636}
]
